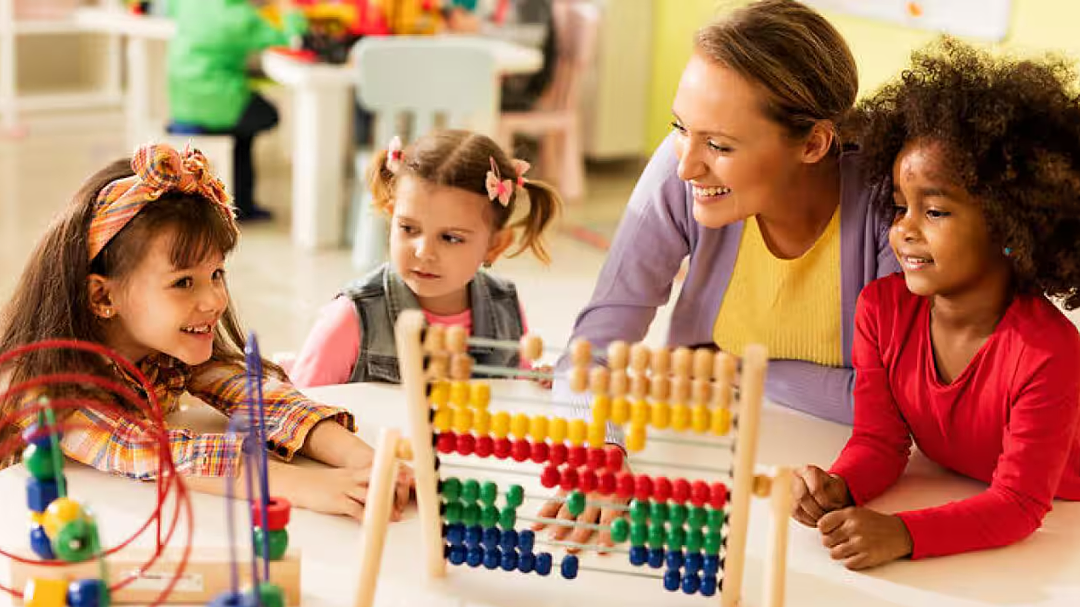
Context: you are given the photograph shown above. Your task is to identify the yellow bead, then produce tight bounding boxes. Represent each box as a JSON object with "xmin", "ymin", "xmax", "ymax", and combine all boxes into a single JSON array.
[
  {"xmin": 469, "ymin": 382, "xmax": 491, "ymax": 409},
  {"xmin": 711, "ymin": 407, "xmax": 732, "ymax": 436},
  {"xmin": 650, "ymin": 401, "xmax": 671, "ymax": 429},
  {"xmin": 530, "ymin": 415, "xmax": 549, "ymax": 441},
  {"xmin": 591, "ymin": 394, "xmax": 611, "ymax": 423},
  {"xmin": 568, "ymin": 419, "xmax": 587, "ymax": 446},
  {"xmin": 42, "ymin": 497, "xmax": 83, "ymax": 539},
  {"xmin": 29, "ymin": 511, "xmax": 44, "ymax": 526},
  {"xmin": 611, "ymin": 397, "xmax": 630, "ymax": 425},
  {"xmin": 433, "ymin": 407, "xmax": 452, "ymax": 432},
  {"xmin": 511, "ymin": 413, "xmax": 530, "ymax": 439},
  {"xmin": 627, "ymin": 422, "xmax": 647, "ymax": 452},
  {"xmin": 450, "ymin": 381, "xmax": 470, "ymax": 407},
  {"xmin": 549, "ymin": 417, "xmax": 568, "ymax": 444},
  {"xmin": 492, "ymin": 411, "xmax": 511, "ymax": 438},
  {"xmin": 474, "ymin": 409, "xmax": 491, "ymax": 435},
  {"xmin": 691, "ymin": 404, "xmax": 710, "ymax": 433},
  {"xmin": 671, "ymin": 404, "xmax": 691, "ymax": 432},
  {"xmin": 429, "ymin": 381, "xmax": 450, "ymax": 407},
  {"xmin": 588, "ymin": 421, "xmax": 607, "ymax": 448},
  {"xmin": 630, "ymin": 399, "xmax": 649, "ymax": 425},
  {"xmin": 23, "ymin": 578, "xmax": 68, "ymax": 607},
  {"xmin": 452, "ymin": 407, "xmax": 474, "ymax": 434}
]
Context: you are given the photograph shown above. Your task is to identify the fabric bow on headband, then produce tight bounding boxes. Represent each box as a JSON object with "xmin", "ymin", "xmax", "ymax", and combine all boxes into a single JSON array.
[
  {"xmin": 486, "ymin": 157, "xmax": 531, "ymax": 207},
  {"xmin": 87, "ymin": 143, "xmax": 237, "ymax": 261}
]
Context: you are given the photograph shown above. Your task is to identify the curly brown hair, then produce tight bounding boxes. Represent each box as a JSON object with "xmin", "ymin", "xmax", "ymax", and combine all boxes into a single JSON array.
[{"xmin": 853, "ymin": 38, "xmax": 1080, "ymax": 308}]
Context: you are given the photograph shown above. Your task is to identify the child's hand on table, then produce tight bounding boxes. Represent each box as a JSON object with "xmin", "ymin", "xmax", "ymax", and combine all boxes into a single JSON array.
[
  {"xmin": 791, "ymin": 464, "xmax": 852, "ymax": 526},
  {"xmin": 532, "ymin": 488, "xmax": 629, "ymax": 554},
  {"xmin": 817, "ymin": 507, "xmax": 913, "ymax": 570}
]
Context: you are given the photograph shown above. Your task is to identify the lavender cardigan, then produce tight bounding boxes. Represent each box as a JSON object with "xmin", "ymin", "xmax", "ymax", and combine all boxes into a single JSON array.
[{"xmin": 565, "ymin": 134, "xmax": 899, "ymax": 424}]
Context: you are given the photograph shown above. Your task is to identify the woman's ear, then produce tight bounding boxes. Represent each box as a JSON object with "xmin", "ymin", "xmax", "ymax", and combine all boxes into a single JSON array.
[
  {"xmin": 800, "ymin": 121, "xmax": 836, "ymax": 164},
  {"xmin": 87, "ymin": 274, "xmax": 116, "ymax": 319},
  {"xmin": 484, "ymin": 229, "xmax": 515, "ymax": 265}
]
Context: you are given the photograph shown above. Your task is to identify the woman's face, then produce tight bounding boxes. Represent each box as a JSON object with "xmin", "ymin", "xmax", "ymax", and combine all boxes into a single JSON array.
[{"xmin": 671, "ymin": 51, "xmax": 812, "ymax": 229}]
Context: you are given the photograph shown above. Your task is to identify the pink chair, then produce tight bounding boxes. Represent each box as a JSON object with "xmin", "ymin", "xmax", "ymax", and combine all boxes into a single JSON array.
[{"xmin": 497, "ymin": 1, "xmax": 600, "ymax": 202}]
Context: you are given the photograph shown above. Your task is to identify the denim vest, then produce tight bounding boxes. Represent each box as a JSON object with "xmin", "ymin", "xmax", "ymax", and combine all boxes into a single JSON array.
[{"xmin": 341, "ymin": 264, "xmax": 525, "ymax": 384}]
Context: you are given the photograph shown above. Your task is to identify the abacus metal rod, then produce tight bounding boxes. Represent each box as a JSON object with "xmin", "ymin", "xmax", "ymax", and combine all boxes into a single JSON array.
[
  {"xmin": 439, "ymin": 461, "xmax": 542, "ymax": 478},
  {"xmin": 471, "ymin": 364, "xmax": 555, "ymax": 380},
  {"xmin": 628, "ymin": 458, "xmax": 733, "ymax": 475},
  {"xmin": 467, "ymin": 336, "xmax": 566, "ymax": 356},
  {"xmin": 576, "ymin": 566, "xmax": 664, "ymax": 581},
  {"xmin": 517, "ymin": 514, "xmax": 607, "ymax": 532},
  {"xmin": 523, "ymin": 492, "xmax": 629, "ymax": 512},
  {"xmin": 481, "ymin": 392, "xmax": 582, "ymax": 410},
  {"xmin": 534, "ymin": 538, "xmax": 630, "ymax": 555},
  {"xmin": 646, "ymin": 435, "xmax": 736, "ymax": 450}
]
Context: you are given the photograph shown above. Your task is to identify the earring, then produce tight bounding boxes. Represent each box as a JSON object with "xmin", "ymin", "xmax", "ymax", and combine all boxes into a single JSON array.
[
  {"xmin": 483, "ymin": 261, "xmax": 493, "ymax": 269},
  {"xmin": 1003, "ymin": 247, "xmax": 1013, "ymax": 257},
  {"xmin": 102, "ymin": 309, "xmax": 113, "ymax": 318}
]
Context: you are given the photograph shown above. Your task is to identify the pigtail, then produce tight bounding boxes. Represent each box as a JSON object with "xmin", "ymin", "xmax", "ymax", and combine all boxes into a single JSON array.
[
  {"xmin": 507, "ymin": 179, "xmax": 562, "ymax": 265},
  {"xmin": 367, "ymin": 149, "xmax": 396, "ymax": 216}
]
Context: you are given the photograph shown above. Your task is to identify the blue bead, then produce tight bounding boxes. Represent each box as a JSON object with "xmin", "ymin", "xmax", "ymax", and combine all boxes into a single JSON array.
[
  {"xmin": 483, "ymin": 547, "xmax": 502, "ymax": 570},
  {"xmin": 663, "ymin": 569, "xmax": 681, "ymax": 592},
  {"xmin": 681, "ymin": 572, "xmax": 701, "ymax": 595},
  {"xmin": 703, "ymin": 554, "xmax": 720, "ymax": 575},
  {"xmin": 446, "ymin": 523, "xmax": 466, "ymax": 546},
  {"xmin": 207, "ymin": 591, "xmax": 257, "ymax": 607},
  {"xmin": 465, "ymin": 525, "xmax": 483, "ymax": 548},
  {"xmin": 701, "ymin": 575, "xmax": 718, "ymax": 597},
  {"xmin": 518, "ymin": 551, "xmax": 536, "ymax": 573},
  {"xmin": 628, "ymin": 546, "xmax": 648, "ymax": 566},
  {"xmin": 500, "ymin": 550, "xmax": 518, "ymax": 572},
  {"xmin": 466, "ymin": 546, "xmax": 484, "ymax": 568},
  {"xmin": 29, "ymin": 525, "xmax": 55, "ymax": 560},
  {"xmin": 448, "ymin": 544, "xmax": 467, "ymax": 565},
  {"xmin": 560, "ymin": 555, "xmax": 579, "ymax": 580},
  {"xmin": 647, "ymin": 547, "xmax": 665, "ymax": 569},
  {"xmin": 68, "ymin": 579, "xmax": 108, "ymax": 607},
  {"xmin": 685, "ymin": 552, "xmax": 703, "ymax": 574},
  {"xmin": 482, "ymin": 527, "xmax": 500, "ymax": 551},
  {"xmin": 518, "ymin": 529, "xmax": 535, "ymax": 553},
  {"xmin": 535, "ymin": 552, "xmax": 553, "ymax": 576},
  {"xmin": 665, "ymin": 550, "xmax": 684, "ymax": 570},
  {"xmin": 500, "ymin": 529, "xmax": 518, "ymax": 552},
  {"xmin": 26, "ymin": 477, "xmax": 61, "ymax": 513}
]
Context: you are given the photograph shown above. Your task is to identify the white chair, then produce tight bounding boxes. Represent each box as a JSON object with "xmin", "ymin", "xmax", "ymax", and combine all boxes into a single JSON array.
[{"xmin": 350, "ymin": 37, "xmax": 499, "ymax": 272}]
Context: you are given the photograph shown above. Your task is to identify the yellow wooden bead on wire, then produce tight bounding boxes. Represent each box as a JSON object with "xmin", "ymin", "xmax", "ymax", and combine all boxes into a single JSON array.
[
  {"xmin": 433, "ymin": 407, "xmax": 452, "ymax": 432},
  {"xmin": 630, "ymin": 399, "xmax": 649, "ymax": 426},
  {"xmin": 449, "ymin": 381, "xmax": 469, "ymax": 407},
  {"xmin": 452, "ymin": 407, "xmax": 474, "ymax": 434},
  {"xmin": 588, "ymin": 421, "xmax": 607, "ymax": 448},
  {"xmin": 591, "ymin": 394, "xmax": 611, "ymax": 424},
  {"xmin": 671, "ymin": 404, "xmax": 691, "ymax": 432},
  {"xmin": 650, "ymin": 401, "xmax": 671, "ymax": 429},
  {"xmin": 470, "ymin": 382, "xmax": 491, "ymax": 409},
  {"xmin": 711, "ymin": 407, "xmax": 732, "ymax": 436},
  {"xmin": 492, "ymin": 411, "xmax": 511, "ymax": 438},
  {"xmin": 429, "ymin": 381, "xmax": 450, "ymax": 407},
  {"xmin": 691, "ymin": 404, "xmax": 710, "ymax": 433},
  {"xmin": 42, "ymin": 498, "xmax": 83, "ymax": 539},
  {"xmin": 474, "ymin": 409, "xmax": 491, "ymax": 435},
  {"xmin": 568, "ymin": 419, "xmax": 587, "ymax": 446},
  {"xmin": 511, "ymin": 413, "xmax": 530, "ymax": 439},
  {"xmin": 611, "ymin": 397, "xmax": 630, "ymax": 425},
  {"xmin": 23, "ymin": 578, "xmax": 68, "ymax": 607},
  {"xmin": 530, "ymin": 415, "xmax": 549, "ymax": 442},
  {"xmin": 627, "ymin": 422, "xmax": 647, "ymax": 452},
  {"xmin": 549, "ymin": 416, "xmax": 568, "ymax": 444}
]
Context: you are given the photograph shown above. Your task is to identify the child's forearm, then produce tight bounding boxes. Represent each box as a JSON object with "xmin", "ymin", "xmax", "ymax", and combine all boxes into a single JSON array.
[
  {"xmin": 300, "ymin": 418, "xmax": 373, "ymax": 469},
  {"xmin": 183, "ymin": 458, "xmax": 292, "ymax": 499}
]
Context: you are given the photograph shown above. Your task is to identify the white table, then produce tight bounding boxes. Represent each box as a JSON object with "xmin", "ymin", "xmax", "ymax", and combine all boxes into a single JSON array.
[
  {"xmin": 3, "ymin": 381, "xmax": 1076, "ymax": 607},
  {"xmin": 261, "ymin": 37, "xmax": 543, "ymax": 250}
]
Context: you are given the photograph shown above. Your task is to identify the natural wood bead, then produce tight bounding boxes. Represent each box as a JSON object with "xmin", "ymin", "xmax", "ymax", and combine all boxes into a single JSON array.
[
  {"xmin": 571, "ymin": 339, "xmax": 592, "ymax": 366},
  {"xmin": 753, "ymin": 474, "xmax": 773, "ymax": 498},
  {"xmin": 692, "ymin": 349, "xmax": 714, "ymax": 381},
  {"xmin": 589, "ymin": 366, "xmax": 610, "ymax": 394},
  {"xmin": 650, "ymin": 347, "xmax": 671, "ymax": 375},
  {"xmin": 673, "ymin": 377, "xmax": 692, "ymax": 404},
  {"xmin": 630, "ymin": 374, "xmax": 650, "ymax": 400},
  {"xmin": 422, "ymin": 325, "xmax": 445, "ymax": 353},
  {"xmin": 520, "ymin": 335, "xmax": 544, "ymax": 363},
  {"xmin": 672, "ymin": 347, "xmax": 693, "ymax": 378},
  {"xmin": 395, "ymin": 438, "xmax": 414, "ymax": 461},
  {"xmin": 692, "ymin": 379, "xmax": 712, "ymax": 405},
  {"xmin": 610, "ymin": 369, "xmax": 629, "ymax": 397},
  {"xmin": 629, "ymin": 343, "xmax": 650, "ymax": 372},
  {"xmin": 607, "ymin": 340, "xmax": 629, "ymax": 370},
  {"xmin": 570, "ymin": 366, "xmax": 589, "ymax": 393},
  {"xmin": 427, "ymin": 351, "xmax": 449, "ymax": 380},
  {"xmin": 446, "ymin": 325, "xmax": 468, "ymax": 354},
  {"xmin": 450, "ymin": 353, "xmax": 473, "ymax": 380},
  {"xmin": 714, "ymin": 352, "xmax": 737, "ymax": 386},
  {"xmin": 650, "ymin": 375, "xmax": 671, "ymax": 401}
]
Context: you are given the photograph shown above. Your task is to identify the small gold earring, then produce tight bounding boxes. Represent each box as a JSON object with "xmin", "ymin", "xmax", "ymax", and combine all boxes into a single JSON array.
[{"xmin": 483, "ymin": 261, "xmax": 492, "ymax": 269}]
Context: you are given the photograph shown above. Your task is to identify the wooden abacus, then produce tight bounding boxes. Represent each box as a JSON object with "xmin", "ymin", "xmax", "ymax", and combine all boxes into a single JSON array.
[{"xmin": 355, "ymin": 310, "xmax": 793, "ymax": 607}]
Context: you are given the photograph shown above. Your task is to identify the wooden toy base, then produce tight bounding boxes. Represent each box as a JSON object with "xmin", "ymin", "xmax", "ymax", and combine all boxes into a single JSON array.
[{"xmin": 9, "ymin": 547, "xmax": 301, "ymax": 605}]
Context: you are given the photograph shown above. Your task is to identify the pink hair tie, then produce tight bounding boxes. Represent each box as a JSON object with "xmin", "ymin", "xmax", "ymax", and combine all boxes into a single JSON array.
[
  {"xmin": 386, "ymin": 136, "xmax": 404, "ymax": 173},
  {"xmin": 512, "ymin": 158, "xmax": 531, "ymax": 188}
]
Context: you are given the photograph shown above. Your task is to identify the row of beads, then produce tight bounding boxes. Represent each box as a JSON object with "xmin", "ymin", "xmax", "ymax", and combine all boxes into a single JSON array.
[
  {"xmin": 441, "ymin": 499, "xmax": 518, "ymax": 530},
  {"xmin": 435, "ymin": 433, "xmax": 624, "ymax": 470},
  {"xmin": 438, "ymin": 478, "xmax": 525, "ymax": 509},
  {"xmin": 433, "ymin": 409, "xmax": 609, "ymax": 447},
  {"xmin": 540, "ymin": 466, "xmax": 729, "ymax": 509},
  {"xmin": 445, "ymin": 545, "xmax": 581, "ymax": 579},
  {"xmin": 613, "ymin": 519, "xmax": 725, "ymax": 554},
  {"xmin": 627, "ymin": 547, "xmax": 722, "ymax": 596}
]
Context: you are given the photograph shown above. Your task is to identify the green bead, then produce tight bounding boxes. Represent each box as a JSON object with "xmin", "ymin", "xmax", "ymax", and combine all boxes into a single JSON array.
[
  {"xmin": 23, "ymin": 443, "xmax": 58, "ymax": 481},
  {"xmin": 499, "ymin": 507, "xmax": 517, "ymax": 530},
  {"xmin": 686, "ymin": 528, "xmax": 704, "ymax": 553},
  {"xmin": 255, "ymin": 583, "xmax": 285, "ymax": 607},
  {"xmin": 705, "ymin": 531, "xmax": 723, "ymax": 555},
  {"xmin": 665, "ymin": 525, "xmax": 686, "ymax": 550},
  {"xmin": 462, "ymin": 503, "xmax": 481, "ymax": 526},
  {"xmin": 53, "ymin": 519, "xmax": 96, "ymax": 562},
  {"xmin": 566, "ymin": 491, "xmax": 587, "ymax": 517},
  {"xmin": 669, "ymin": 504, "xmax": 687, "ymax": 526},
  {"xmin": 707, "ymin": 508, "xmax": 726, "ymax": 531},
  {"xmin": 506, "ymin": 484, "xmax": 525, "ymax": 508},
  {"xmin": 648, "ymin": 523, "xmax": 665, "ymax": 549},
  {"xmin": 628, "ymin": 499, "xmax": 648, "ymax": 523},
  {"xmin": 480, "ymin": 504, "xmax": 499, "ymax": 528},
  {"xmin": 440, "ymin": 477, "xmax": 461, "ymax": 501},
  {"xmin": 480, "ymin": 481, "xmax": 498, "ymax": 506},
  {"xmin": 629, "ymin": 522, "xmax": 647, "ymax": 546},
  {"xmin": 461, "ymin": 479, "xmax": 480, "ymax": 503},
  {"xmin": 610, "ymin": 518, "xmax": 629, "ymax": 543},
  {"xmin": 649, "ymin": 501, "xmax": 668, "ymax": 524},
  {"xmin": 254, "ymin": 528, "xmax": 289, "ymax": 560},
  {"xmin": 688, "ymin": 506, "xmax": 707, "ymax": 529},
  {"xmin": 443, "ymin": 500, "xmax": 462, "ymax": 524}
]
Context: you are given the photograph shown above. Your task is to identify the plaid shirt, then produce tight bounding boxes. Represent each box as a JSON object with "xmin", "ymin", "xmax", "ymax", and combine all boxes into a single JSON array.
[{"xmin": 60, "ymin": 354, "xmax": 354, "ymax": 480}]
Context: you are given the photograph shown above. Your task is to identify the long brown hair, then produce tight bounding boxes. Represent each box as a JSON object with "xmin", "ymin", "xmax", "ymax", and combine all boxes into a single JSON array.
[
  {"xmin": 696, "ymin": 0, "xmax": 858, "ymax": 149},
  {"xmin": 368, "ymin": 129, "xmax": 561, "ymax": 263}
]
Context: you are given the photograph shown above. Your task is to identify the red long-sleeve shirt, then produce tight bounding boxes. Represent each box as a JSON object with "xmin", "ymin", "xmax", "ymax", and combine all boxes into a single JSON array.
[{"xmin": 831, "ymin": 273, "xmax": 1080, "ymax": 559}]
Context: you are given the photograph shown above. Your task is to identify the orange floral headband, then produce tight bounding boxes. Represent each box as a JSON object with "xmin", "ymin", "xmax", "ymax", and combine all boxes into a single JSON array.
[{"xmin": 88, "ymin": 143, "xmax": 237, "ymax": 261}]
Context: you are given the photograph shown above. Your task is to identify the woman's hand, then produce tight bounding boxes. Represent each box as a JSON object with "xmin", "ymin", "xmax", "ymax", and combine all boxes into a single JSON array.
[
  {"xmin": 792, "ymin": 465, "xmax": 852, "ymax": 526},
  {"xmin": 817, "ymin": 507, "xmax": 913, "ymax": 570}
]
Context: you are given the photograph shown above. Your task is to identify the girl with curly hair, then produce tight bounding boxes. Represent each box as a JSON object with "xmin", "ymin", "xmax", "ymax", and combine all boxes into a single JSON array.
[{"xmin": 791, "ymin": 39, "xmax": 1080, "ymax": 569}]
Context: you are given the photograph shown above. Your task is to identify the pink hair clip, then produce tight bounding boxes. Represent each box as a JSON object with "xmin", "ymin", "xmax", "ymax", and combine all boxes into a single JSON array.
[
  {"xmin": 486, "ymin": 157, "xmax": 515, "ymax": 206},
  {"xmin": 512, "ymin": 158, "xmax": 531, "ymax": 187},
  {"xmin": 386, "ymin": 136, "xmax": 403, "ymax": 173}
]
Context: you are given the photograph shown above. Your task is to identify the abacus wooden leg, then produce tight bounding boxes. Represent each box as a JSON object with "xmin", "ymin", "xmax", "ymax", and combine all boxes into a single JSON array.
[
  {"xmin": 763, "ymin": 467, "xmax": 793, "ymax": 607},
  {"xmin": 354, "ymin": 428, "xmax": 402, "ymax": 607}
]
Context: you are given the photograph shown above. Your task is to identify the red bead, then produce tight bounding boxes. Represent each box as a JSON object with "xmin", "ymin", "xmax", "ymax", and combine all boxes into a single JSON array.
[
  {"xmin": 252, "ymin": 497, "xmax": 291, "ymax": 531},
  {"xmin": 634, "ymin": 474, "xmax": 654, "ymax": 501},
  {"xmin": 512, "ymin": 439, "xmax": 531, "ymax": 462},
  {"xmin": 559, "ymin": 467, "xmax": 580, "ymax": 491},
  {"xmin": 653, "ymin": 476, "xmax": 672, "ymax": 502},
  {"xmin": 493, "ymin": 438, "xmax": 512, "ymax": 459},
  {"xmin": 549, "ymin": 443, "xmax": 568, "ymax": 466},
  {"xmin": 672, "ymin": 478, "xmax": 691, "ymax": 504},
  {"xmin": 456, "ymin": 433, "xmax": 476, "ymax": 456},
  {"xmin": 615, "ymin": 471, "xmax": 635, "ymax": 499},
  {"xmin": 436, "ymin": 432, "xmax": 456, "ymax": 454},
  {"xmin": 586, "ymin": 447, "xmax": 606, "ymax": 470},
  {"xmin": 597, "ymin": 471, "xmax": 616, "ymax": 496},
  {"xmin": 530, "ymin": 441, "xmax": 550, "ymax": 464},
  {"xmin": 691, "ymin": 480, "xmax": 710, "ymax": 507},
  {"xmin": 568, "ymin": 445, "xmax": 587, "ymax": 469},
  {"xmin": 709, "ymin": 482, "xmax": 729, "ymax": 510},
  {"xmin": 605, "ymin": 446, "xmax": 624, "ymax": 472},
  {"xmin": 541, "ymin": 465, "xmax": 560, "ymax": 489},
  {"xmin": 474, "ymin": 436, "xmax": 494, "ymax": 458},
  {"xmin": 580, "ymin": 469, "xmax": 598, "ymax": 494}
]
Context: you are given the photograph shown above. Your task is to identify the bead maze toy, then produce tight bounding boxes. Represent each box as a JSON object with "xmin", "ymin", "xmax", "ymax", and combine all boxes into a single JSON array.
[
  {"xmin": 1, "ymin": 337, "xmax": 301, "ymax": 606},
  {"xmin": 355, "ymin": 310, "xmax": 794, "ymax": 607}
]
